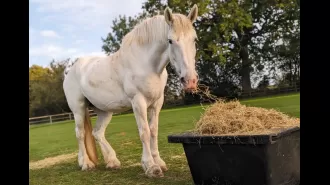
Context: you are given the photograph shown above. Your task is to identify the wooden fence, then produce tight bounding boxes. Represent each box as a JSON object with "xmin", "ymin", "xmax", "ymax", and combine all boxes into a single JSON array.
[
  {"xmin": 29, "ymin": 109, "xmax": 97, "ymax": 125},
  {"xmin": 29, "ymin": 84, "xmax": 300, "ymax": 125},
  {"xmin": 239, "ymin": 84, "xmax": 300, "ymax": 99}
]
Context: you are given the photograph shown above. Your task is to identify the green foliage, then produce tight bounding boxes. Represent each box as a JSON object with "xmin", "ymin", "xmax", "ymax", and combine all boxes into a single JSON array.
[
  {"xmin": 142, "ymin": 0, "xmax": 167, "ymax": 15},
  {"xmin": 29, "ymin": 59, "xmax": 71, "ymax": 117},
  {"xmin": 101, "ymin": 15, "xmax": 142, "ymax": 54},
  {"xmin": 173, "ymin": 0, "xmax": 300, "ymax": 92}
]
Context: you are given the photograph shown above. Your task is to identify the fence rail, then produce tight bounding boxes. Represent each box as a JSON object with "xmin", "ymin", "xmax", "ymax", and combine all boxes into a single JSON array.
[
  {"xmin": 239, "ymin": 85, "xmax": 300, "ymax": 99},
  {"xmin": 29, "ymin": 85, "xmax": 300, "ymax": 125},
  {"xmin": 29, "ymin": 109, "xmax": 98, "ymax": 125}
]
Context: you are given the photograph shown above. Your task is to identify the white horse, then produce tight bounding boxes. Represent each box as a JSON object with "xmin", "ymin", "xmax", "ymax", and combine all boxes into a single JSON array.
[{"xmin": 63, "ymin": 5, "xmax": 199, "ymax": 178}]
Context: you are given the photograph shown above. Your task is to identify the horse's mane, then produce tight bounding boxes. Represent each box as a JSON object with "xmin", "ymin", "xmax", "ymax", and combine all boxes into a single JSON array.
[{"xmin": 121, "ymin": 14, "xmax": 196, "ymax": 48}]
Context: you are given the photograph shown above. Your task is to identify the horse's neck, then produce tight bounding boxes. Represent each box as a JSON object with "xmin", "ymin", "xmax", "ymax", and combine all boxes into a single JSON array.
[
  {"xmin": 118, "ymin": 16, "xmax": 170, "ymax": 75},
  {"xmin": 147, "ymin": 42, "xmax": 169, "ymax": 74},
  {"xmin": 120, "ymin": 41, "xmax": 169, "ymax": 75}
]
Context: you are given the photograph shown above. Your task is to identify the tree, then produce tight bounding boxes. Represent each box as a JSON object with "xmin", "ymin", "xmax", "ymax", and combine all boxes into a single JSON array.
[
  {"xmin": 29, "ymin": 59, "xmax": 71, "ymax": 117},
  {"xmin": 101, "ymin": 15, "xmax": 145, "ymax": 54},
  {"xmin": 169, "ymin": 0, "xmax": 300, "ymax": 92},
  {"xmin": 29, "ymin": 65, "xmax": 51, "ymax": 116},
  {"xmin": 257, "ymin": 75, "xmax": 270, "ymax": 89}
]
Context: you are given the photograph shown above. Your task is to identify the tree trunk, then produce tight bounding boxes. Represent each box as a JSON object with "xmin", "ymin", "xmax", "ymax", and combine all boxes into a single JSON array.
[
  {"xmin": 240, "ymin": 46, "xmax": 252, "ymax": 92},
  {"xmin": 237, "ymin": 27, "xmax": 252, "ymax": 92},
  {"xmin": 293, "ymin": 59, "xmax": 298, "ymax": 85},
  {"xmin": 289, "ymin": 59, "xmax": 293, "ymax": 86}
]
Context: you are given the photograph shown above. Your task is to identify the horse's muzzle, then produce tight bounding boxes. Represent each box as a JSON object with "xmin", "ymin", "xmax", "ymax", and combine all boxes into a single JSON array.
[{"xmin": 182, "ymin": 78, "xmax": 197, "ymax": 92}]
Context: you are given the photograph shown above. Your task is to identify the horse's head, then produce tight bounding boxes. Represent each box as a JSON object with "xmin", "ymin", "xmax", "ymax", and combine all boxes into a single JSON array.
[{"xmin": 164, "ymin": 5, "xmax": 199, "ymax": 92}]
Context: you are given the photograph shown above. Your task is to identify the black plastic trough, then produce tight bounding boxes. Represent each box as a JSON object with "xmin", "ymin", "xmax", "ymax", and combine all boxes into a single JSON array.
[{"xmin": 168, "ymin": 126, "xmax": 300, "ymax": 185}]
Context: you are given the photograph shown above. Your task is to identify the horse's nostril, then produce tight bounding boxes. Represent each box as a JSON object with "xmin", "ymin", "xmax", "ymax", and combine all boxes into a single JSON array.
[{"xmin": 180, "ymin": 77, "xmax": 185, "ymax": 83}]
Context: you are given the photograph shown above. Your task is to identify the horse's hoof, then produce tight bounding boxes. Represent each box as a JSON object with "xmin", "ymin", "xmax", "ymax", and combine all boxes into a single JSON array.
[
  {"xmin": 154, "ymin": 157, "xmax": 168, "ymax": 172},
  {"xmin": 145, "ymin": 164, "xmax": 164, "ymax": 178},
  {"xmin": 78, "ymin": 153, "xmax": 83, "ymax": 167},
  {"xmin": 160, "ymin": 165, "xmax": 168, "ymax": 172},
  {"xmin": 81, "ymin": 160, "xmax": 96, "ymax": 171},
  {"xmin": 106, "ymin": 158, "xmax": 121, "ymax": 169}
]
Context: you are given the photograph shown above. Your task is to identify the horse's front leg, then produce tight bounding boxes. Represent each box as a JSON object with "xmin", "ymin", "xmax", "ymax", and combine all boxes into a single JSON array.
[
  {"xmin": 148, "ymin": 95, "xmax": 167, "ymax": 172},
  {"xmin": 132, "ymin": 94, "xmax": 164, "ymax": 178}
]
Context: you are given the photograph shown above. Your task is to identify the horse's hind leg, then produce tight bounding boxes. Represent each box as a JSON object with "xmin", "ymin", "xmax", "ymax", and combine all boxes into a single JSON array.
[
  {"xmin": 66, "ymin": 101, "xmax": 96, "ymax": 170},
  {"xmin": 92, "ymin": 108, "xmax": 121, "ymax": 169},
  {"xmin": 74, "ymin": 109, "xmax": 96, "ymax": 170},
  {"xmin": 63, "ymin": 76, "xmax": 95, "ymax": 170}
]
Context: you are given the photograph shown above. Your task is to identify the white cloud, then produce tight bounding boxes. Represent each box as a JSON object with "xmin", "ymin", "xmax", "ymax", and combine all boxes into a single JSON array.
[
  {"xmin": 67, "ymin": 48, "xmax": 78, "ymax": 53},
  {"xmin": 74, "ymin": 39, "xmax": 86, "ymax": 44},
  {"xmin": 29, "ymin": 44, "xmax": 79, "ymax": 59},
  {"xmin": 40, "ymin": 30, "xmax": 61, "ymax": 38},
  {"xmin": 29, "ymin": 45, "xmax": 62, "ymax": 57},
  {"xmin": 30, "ymin": 0, "xmax": 145, "ymax": 66},
  {"xmin": 30, "ymin": 44, "xmax": 106, "ymax": 60},
  {"xmin": 30, "ymin": 0, "xmax": 145, "ymax": 30}
]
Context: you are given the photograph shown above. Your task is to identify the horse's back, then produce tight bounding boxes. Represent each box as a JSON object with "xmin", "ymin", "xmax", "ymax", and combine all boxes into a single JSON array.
[
  {"xmin": 69, "ymin": 56, "xmax": 131, "ymax": 112},
  {"xmin": 75, "ymin": 56, "xmax": 109, "ymax": 75}
]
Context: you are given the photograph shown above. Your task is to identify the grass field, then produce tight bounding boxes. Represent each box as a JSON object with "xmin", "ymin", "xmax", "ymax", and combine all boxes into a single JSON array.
[{"xmin": 29, "ymin": 93, "xmax": 300, "ymax": 185}]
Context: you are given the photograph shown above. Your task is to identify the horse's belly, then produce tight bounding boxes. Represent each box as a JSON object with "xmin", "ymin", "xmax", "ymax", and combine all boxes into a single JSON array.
[
  {"xmin": 81, "ymin": 79, "xmax": 132, "ymax": 113},
  {"xmin": 101, "ymin": 94, "xmax": 132, "ymax": 113},
  {"xmin": 86, "ymin": 90, "xmax": 132, "ymax": 113}
]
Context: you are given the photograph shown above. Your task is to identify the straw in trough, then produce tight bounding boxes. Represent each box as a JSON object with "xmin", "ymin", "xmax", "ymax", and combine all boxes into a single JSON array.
[{"xmin": 194, "ymin": 99, "xmax": 300, "ymax": 136}]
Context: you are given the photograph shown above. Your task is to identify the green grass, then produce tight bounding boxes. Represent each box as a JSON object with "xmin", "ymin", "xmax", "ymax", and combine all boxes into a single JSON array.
[{"xmin": 29, "ymin": 93, "xmax": 300, "ymax": 185}]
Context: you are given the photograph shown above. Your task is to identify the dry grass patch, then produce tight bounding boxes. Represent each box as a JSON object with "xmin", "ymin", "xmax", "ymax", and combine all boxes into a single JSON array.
[{"xmin": 29, "ymin": 152, "xmax": 77, "ymax": 170}]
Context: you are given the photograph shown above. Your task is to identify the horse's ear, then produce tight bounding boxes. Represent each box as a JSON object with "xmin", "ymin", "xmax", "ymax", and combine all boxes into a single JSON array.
[
  {"xmin": 164, "ymin": 7, "xmax": 173, "ymax": 25},
  {"xmin": 187, "ymin": 4, "xmax": 198, "ymax": 23}
]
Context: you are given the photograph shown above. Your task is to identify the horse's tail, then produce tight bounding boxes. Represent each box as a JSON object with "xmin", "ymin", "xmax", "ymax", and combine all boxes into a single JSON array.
[{"xmin": 84, "ymin": 107, "xmax": 98, "ymax": 165}]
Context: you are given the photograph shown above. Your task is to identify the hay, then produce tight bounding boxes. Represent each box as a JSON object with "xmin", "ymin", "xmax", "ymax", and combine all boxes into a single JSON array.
[
  {"xmin": 194, "ymin": 99, "xmax": 300, "ymax": 136},
  {"xmin": 191, "ymin": 84, "xmax": 300, "ymax": 136}
]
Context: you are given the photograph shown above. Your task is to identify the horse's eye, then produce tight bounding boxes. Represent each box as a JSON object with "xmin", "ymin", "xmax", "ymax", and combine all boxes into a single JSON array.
[{"xmin": 168, "ymin": 39, "xmax": 173, "ymax": 44}]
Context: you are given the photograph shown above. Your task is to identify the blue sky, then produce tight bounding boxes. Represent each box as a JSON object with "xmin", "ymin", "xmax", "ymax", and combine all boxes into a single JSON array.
[{"xmin": 29, "ymin": 0, "xmax": 145, "ymax": 67}]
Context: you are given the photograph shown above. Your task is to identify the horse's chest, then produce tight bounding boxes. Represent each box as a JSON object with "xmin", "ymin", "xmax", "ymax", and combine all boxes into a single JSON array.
[
  {"xmin": 140, "ymin": 83, "xmax": 163, "ymax": 99},
  {"xmin": 134, "ymin": 75, "xmax": 165, "ymax": 101}
]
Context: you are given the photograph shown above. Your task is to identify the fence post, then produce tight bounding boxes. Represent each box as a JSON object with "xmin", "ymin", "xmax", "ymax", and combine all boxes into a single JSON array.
[
  {"xmin": 50, "ymin": 116, "xmax": 52, "ymax": 124},
  {"xmin": 69, "ymin": 113, "xmax": 72, "ymax": 120}
]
